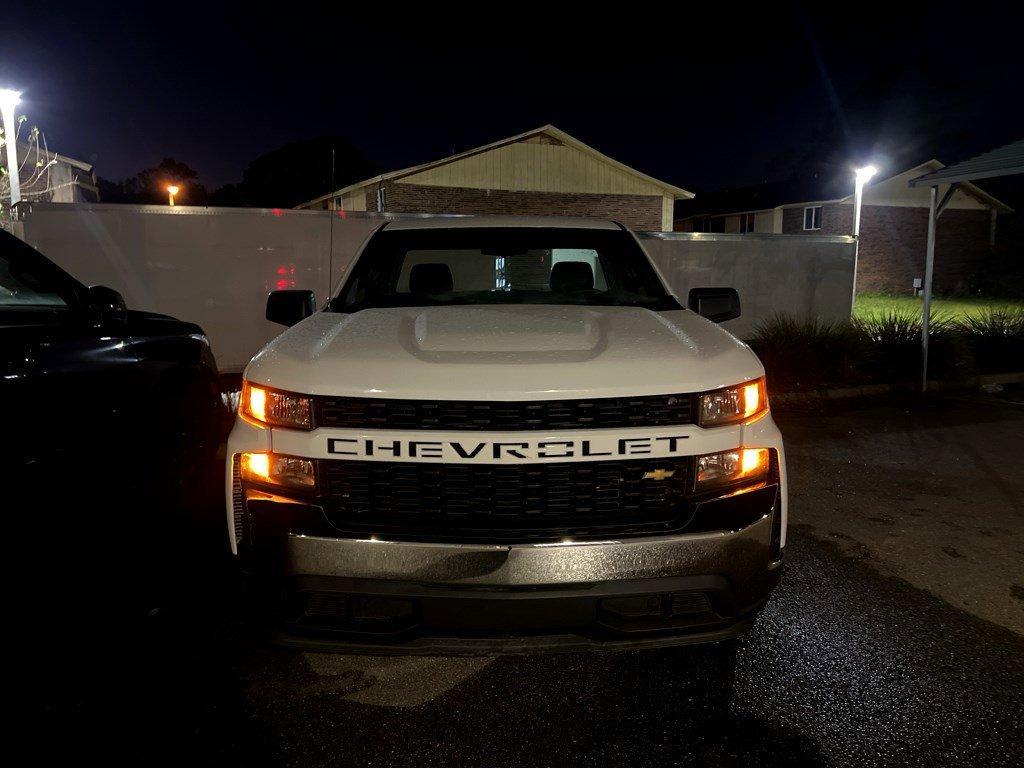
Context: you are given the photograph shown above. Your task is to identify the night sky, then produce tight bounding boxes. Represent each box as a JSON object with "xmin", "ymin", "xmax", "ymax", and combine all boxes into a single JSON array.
[{"xmin": 3, "ymin": 2, "xmax": 1023, "ymax": 196}]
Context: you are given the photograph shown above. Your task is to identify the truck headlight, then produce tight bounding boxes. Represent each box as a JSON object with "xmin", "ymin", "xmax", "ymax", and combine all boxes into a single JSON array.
[
  {"xmin": 240, "ymin": 452, "xmax": 316, "ymax": 489},
  {"xmin": 697, "ymin": 378, "xmax": 768, "ymax": 427},
  {"xmin": 694, "ymin": 447, "xmax": 770, "ymax": 493},
  {"xmin": 241, "ymin": 380, "xmax": 312, "ymax": 429}
]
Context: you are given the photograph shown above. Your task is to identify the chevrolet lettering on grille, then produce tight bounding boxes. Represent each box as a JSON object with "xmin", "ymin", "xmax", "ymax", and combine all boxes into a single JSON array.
[{"xmin": 325, "ymin": 434, "xmax": 691, "ymax": 463}]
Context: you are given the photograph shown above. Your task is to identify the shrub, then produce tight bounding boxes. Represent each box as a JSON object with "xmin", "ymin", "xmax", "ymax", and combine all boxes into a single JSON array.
[
  {"xmin": 851, "ymin": 309, "xmax": 974, "ymax": 384},
  {"xmin": 752, "ymin": 309, "xmax": 986, "ymax": 391},
  {"xmin": 852, "ymin": 309, "xmax": 953, "ymax": 345},
  {"xmin": 750, "ymin": 314, "xmax": 868, "ymax": 391},
  {"xmin": 955, "ymin": 309, "xmax": 1024, "ymax": 373},
  {"xmin": 956, "ymin": 307, "xmax": 1024, "ymax": 336}
]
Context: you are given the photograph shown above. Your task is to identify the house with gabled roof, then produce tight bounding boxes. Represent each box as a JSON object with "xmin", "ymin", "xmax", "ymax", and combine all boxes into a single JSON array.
[
  {"xmin": 674, "ymin": 160, "xmax": 1012, "ymax": 294},
  {"xmin": 297, "ymin": 125, "xmax": 692, "ymax": 232}
]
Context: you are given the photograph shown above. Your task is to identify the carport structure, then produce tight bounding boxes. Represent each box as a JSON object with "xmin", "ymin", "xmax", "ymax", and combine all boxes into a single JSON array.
[{"xmin": 910, "ymin": 138, "xmax": 1024, "ymax": 389}]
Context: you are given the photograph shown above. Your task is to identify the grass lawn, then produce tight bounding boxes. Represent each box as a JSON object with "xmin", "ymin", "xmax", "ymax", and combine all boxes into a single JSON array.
[{"xmin": 854, "ymin": 293, "xmax": 1024, "ymax": 321}]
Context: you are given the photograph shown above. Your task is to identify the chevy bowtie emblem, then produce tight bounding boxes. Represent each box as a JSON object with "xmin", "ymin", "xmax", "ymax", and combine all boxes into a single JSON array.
[{"xmin": 643, "ymin": 469, "xmax": 676, "ymax": 481}]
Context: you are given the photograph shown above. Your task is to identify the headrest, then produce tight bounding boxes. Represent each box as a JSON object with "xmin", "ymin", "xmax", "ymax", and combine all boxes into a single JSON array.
[
  {"xmin": 409, "ymin": 263, "xmax": 454, "ymax": 295},
  {"xmin": 550, "ymin": 261, "xmax": 594, "ymax": 293}
]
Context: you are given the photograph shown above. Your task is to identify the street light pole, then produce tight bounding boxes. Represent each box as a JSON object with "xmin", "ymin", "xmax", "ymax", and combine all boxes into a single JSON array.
[
  {"xmin": 167, "ymin": 184, "xmax": 179, "ymax": 207},
  {"xmin": 850, "ymin": 165, "xmax": 878, "ymax": 312},
  {"xmin": 921, "ymin": 184, "xmax": 938, "ymax": 393},
  {"xmin": 0, "ymin": 89, "xmax": 23, "ymax": 208}
]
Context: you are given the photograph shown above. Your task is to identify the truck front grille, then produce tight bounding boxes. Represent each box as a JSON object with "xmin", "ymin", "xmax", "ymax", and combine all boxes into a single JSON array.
[
  {"xmin": 315, "ymin": 393, "xmax": 693, "ymax": 431},
  {"xmin": 318, "ymin": 457, "xmax": 694, "ymax": 542}
]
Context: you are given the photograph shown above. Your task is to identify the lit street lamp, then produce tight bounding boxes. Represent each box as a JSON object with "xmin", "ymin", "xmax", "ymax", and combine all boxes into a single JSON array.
[
  {"xmin": 850, "ymin": 164, "xmax": 878, "ymax": 309},
  {"xmin": 167, "ymin": 184, "xmax": 180, "ymax": 207},
  {"xmin": 0, "ymin": 88, "xmax": 23, "ymax": 207}
]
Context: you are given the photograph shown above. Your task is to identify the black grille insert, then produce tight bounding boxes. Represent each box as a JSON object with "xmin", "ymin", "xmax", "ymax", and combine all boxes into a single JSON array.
[
  {"xmin": 315, "ymin": 393, "xmax": 693, "ymax": 431},
  {"xmin": 319, "ymin": 457, "xmax": 694, "ymax": 542}
]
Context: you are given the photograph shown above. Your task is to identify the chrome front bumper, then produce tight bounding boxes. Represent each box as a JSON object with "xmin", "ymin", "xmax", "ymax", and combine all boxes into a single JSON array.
[
  {"xmin": 286, "ymin": 513, "xmax": 778, "ymax": 597},
  {"xmin": 265, "ymin": 500, "xmax": 782, "ymax": 653}
]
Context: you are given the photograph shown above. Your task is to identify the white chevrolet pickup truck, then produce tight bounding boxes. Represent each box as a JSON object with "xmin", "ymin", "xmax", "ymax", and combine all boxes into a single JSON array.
[{"xmin": 226, "ymin": 216, "xmax": 786, "ymax": 653}]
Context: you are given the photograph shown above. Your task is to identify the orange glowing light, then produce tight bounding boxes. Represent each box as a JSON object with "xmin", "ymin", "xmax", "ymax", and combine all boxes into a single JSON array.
[
  {"xmin": 740, "ymin": 447, "xmax": 769, "ymax": 476},
  {"xmin": 241, "ymin": 452, "xmax": 271, "ymax": 482},
  {"xmin": 246, "ymin": 382, "xmax": 267, "ymax": 423},
  {"xmin": 743, "ymin": 382, "xmax": 761, "ymax": 417}
]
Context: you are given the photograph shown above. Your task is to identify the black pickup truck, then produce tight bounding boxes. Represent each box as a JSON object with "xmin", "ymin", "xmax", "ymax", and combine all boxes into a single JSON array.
[{"xmin": 1, "ymin": 228, "xmax": 222, "ymax": 612}]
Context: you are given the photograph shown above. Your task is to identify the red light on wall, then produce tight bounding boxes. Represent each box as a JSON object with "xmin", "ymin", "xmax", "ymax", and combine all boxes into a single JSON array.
[
  {"xmin": 273, "ymin": 263, "xmax": 296, "ymax": 290},
  {"xmin": 271, "ymin": 208, "xmax": 283, "ymax": 218},
  {"xmin": 337, "ymin": 209, "xmax": 347, "ymax": 219}
]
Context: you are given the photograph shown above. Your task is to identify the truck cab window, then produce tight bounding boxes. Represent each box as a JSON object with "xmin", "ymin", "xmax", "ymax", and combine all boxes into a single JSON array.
[
  {"xmin": 0, "ymin": 253, "xmax": 69, "ymax": 308},
  {"xmin": 334, "ymin": 227, "xmax": 678, "ymax": 312}
]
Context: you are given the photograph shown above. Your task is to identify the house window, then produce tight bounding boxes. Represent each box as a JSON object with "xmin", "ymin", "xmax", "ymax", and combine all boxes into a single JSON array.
[
  {"xmin": 803, "ymin": 206, "xmax": 822, "ymax": 231},
  {"xmin": 739, "ymin": 213, "xmax": 756, "ymax": 233}
]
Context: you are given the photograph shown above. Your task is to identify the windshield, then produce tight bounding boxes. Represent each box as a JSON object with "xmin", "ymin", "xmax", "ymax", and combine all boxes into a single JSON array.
[
  {"xmin": 330, "ymin": 226, "xmax": 680, "ymax": 312},
  {"xmin": 0, "ymin": 232, "xmax": 77, "ymax": 309}
]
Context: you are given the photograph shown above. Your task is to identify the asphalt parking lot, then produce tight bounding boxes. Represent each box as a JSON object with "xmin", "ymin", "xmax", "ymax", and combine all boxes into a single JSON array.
[{"xmin": 13, "ymin": 389, "xmax": 1024, "ymax": 766}]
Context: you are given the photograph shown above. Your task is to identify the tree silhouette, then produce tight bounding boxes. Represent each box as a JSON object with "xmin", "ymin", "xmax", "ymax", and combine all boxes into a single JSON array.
[
  {"xmin": 98, "ymin": 158, "xmax": 208, "ymax": 205},
  {"xmin": 210, "ymin": 136, "xmax": 378, "ymax": 208}
]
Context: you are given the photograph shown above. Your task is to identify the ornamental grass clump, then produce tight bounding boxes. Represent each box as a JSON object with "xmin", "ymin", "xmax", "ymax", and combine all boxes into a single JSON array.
[
  {"xmin": 955, "ymin": 309, "xmax": 1024, "ymax": 373},
  {"xmin": 750, "ymin": 308, "xmax": 999, "ymax": 391},
  {"xmin": 853, "ymin": 309, "xmax": 972, "ymax": 384},
  {"xmin": 750, "ymin": 314, "xmax": 867, "ymax": 392}
]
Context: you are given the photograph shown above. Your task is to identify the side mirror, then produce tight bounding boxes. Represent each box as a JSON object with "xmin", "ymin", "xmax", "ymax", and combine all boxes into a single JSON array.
[
  {"xmin": 687, "ymin": 287, "xmax": 741, "ymax": 323},
  {"xmin": 267, "ymin": 289, "xmax": 317, "ymax": 327},
  {"xmin": 86, "ymin": 285, "xmax": 127, "ymax": 328}
]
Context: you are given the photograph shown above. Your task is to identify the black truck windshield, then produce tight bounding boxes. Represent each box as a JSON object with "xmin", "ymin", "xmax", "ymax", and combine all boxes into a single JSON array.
[{"xmin": 330, "ymin": 227, "xmax": 680, "ymax": 312}]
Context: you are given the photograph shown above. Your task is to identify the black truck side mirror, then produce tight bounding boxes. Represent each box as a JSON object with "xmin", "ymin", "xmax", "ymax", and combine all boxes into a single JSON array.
[
  {"xmin": 266, "ymin": 289, "xmax": 317, "ymax": 327},
  {"xmin": 687, "ymin": 287, "xmax": 741, "ymax": 323},
  {"xmin": 86, "ymin": 284, "xmax": 128, "ymax": 328}
]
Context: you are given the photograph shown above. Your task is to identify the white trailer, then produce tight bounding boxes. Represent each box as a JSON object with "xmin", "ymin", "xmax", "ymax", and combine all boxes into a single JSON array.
[
  {"xmin": 20, "ymin": 203, "xmax": 384, "ymax": 373},
  {"xmin": 18, "ymin": 202, "xmax": 855, "ymax": 374}
]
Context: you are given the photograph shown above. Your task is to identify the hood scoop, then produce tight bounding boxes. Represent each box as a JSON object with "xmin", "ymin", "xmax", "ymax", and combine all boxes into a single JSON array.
[{"xmin": 410, "ymin": 307, "xmax": 603, "ymax": 354}]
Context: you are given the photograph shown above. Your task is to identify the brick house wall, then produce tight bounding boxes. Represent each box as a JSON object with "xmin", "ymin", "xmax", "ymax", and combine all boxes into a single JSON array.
[
  {"xmin": 782, "ymin": 202, "xmax": 992, "ymax": 293},
  {"xmin": 365, "ymin": 181, "xmax": 664, "ymax": 232},
  {"xmin": 781, "ymin": 202, "xmax": 853, "ymax": 236},
  {"xmin": 780, "ymin": 206, "xmax": 804, "ymax": 235}
]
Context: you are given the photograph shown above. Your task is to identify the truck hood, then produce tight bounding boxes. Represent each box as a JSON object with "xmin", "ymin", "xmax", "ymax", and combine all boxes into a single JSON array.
[{"xmin": 245, "ymin": 305, "xmax": 763, "ymax": 400}]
